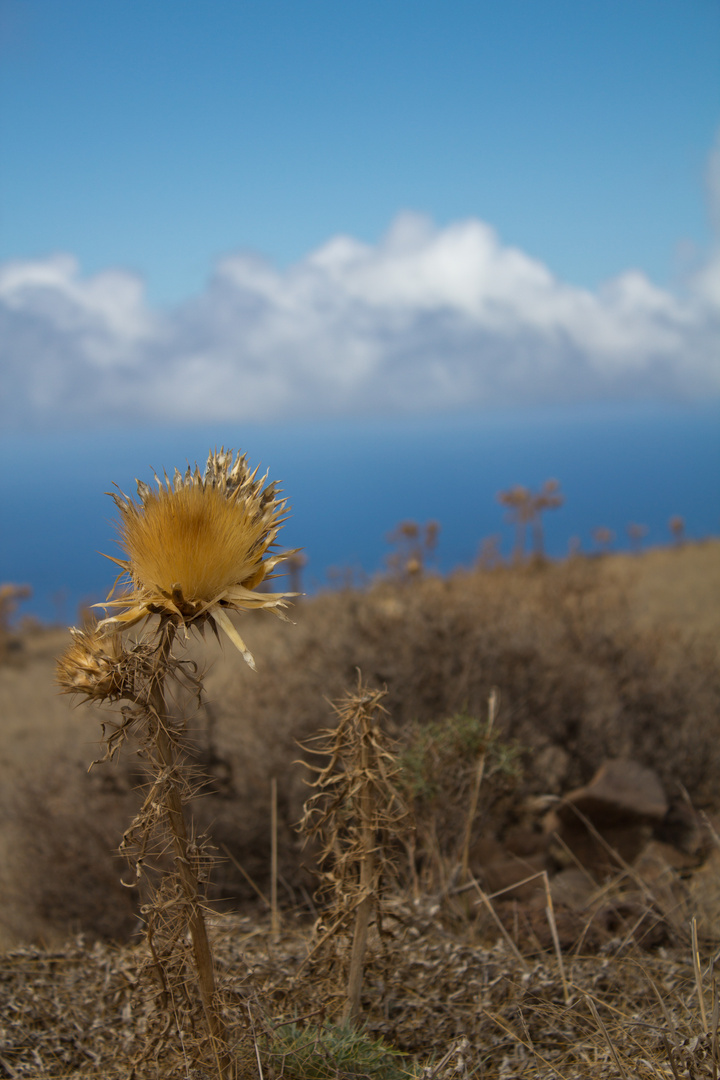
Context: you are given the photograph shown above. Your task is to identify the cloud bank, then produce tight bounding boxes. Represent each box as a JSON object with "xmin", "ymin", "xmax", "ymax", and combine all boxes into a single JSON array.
[{"xmin": 1, "ymin": 212, "xmax": 719, "ymax": 430}]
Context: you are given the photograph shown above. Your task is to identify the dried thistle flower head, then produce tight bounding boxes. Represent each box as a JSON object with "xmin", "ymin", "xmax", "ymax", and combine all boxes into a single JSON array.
[
  {"xmin": 56, "ymin": 626, "xmax": 130, "ymax": 702},
  {"xmin": 99, "ymin": 448, "xmax": 297, "ymax": 668}
]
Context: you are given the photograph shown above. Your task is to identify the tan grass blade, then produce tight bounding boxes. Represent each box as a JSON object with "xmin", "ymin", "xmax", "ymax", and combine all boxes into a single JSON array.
[
  {"xmin": 711, "ymin": 966, "xmax": 719, "ymax": 1080},
  {"xmin": 220, "ymin": 842, "xmax": 271, "ymax": 909},
  {"xmin": 460, "ymin": 687, "xmax": 498, "ymax": 879},
  {"xmin": 246, "ymin": 1003, "xmax": 265, "ymax": 1080},
  {"xmin": 469, "ymin": 872, "xmax": 529, "ymax": 969},
  {"xmin": 271, "ymin": 777, "xmax": 280, "ymax": 941},
  {"xmin": 543, "ymin": 870, "xmax": 570, "ymax": 1005},
  {"xmin": 586, "ymin": 995, "xmax": 629, "ymax": 1080},
  {"xmin": 661, "ymin": 1032, "xmax": 683, "ymax": 1080},
  {"xmin": 0, "ymin": 1054, "xmax": 20, "ymax": 1079},
  {"xmin": 485, "ymin": 1011, "xmax": 570, "ymax": 1080},
  {"xmin": 692, "ymin": 915, "xmax": 709, "ymax": 1033},
  {"xmin": 648, "ymin": 972, "xmax": 678, "ymax": 1041}
]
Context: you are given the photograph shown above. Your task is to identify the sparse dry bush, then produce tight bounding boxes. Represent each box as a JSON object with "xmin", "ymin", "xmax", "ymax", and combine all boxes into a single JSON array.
[
  {"xmin": 3, "ymin": 546, "xmax": 720, "ymax": 952},
  {"xmin": 0, "ymin": 582, "xmax": 32, "ymax": 662},
  {"xmin": 1, "ymin": 760, "xmax": 140, "ymax": 944},
  {"xmin": 399, "ymin": 702, "xmax": 522, "ymax": 886},
  {"xmin": 198, "ymin": 551, "xmax": 720, "ymax": 878},
  {"xmin": 2, "ymin": 543, "xmax": 720, "ymax": 1077}
]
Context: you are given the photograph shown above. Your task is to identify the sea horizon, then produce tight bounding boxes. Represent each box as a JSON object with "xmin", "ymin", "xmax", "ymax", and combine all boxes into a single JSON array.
[{"xmin": 1, "ymin": 400, "xmax": 718, "ymax": 626}]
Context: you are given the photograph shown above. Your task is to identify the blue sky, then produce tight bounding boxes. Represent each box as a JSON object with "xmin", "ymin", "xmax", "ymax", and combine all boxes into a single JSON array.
[{"xmin": 0, "ymin": 0, "xmax": 719, "ymax": 431}]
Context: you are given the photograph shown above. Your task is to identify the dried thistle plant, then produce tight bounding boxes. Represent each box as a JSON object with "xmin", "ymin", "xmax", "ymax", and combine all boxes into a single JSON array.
[
  {"xmin": 297, "ymin": 677, "xmax": 412, "ymax": 1026},
  {"xmin": 592, "ymin": 525, "xmax": 616, "ymax": 554},
  {"xmin": 0, "ymin": 582, "xmax": 32, "ymax": 662},
  {"xmin": 57, "ymin": 447, "xmax": 297, "ymax": 1079},
  {"xmin": 669, "ymin": 514, "xmax": 686, "ymax": 546},
  {"xmin": 497, "ymin": 479, "xmax": 563, "ymax": 562},
  {"xmin": 627, "ymin": 522, "xmax": 649, "ymax": 553},
  {"xmin": 385, "ymin": 520, "xmax": 440, "ymax": 581}
]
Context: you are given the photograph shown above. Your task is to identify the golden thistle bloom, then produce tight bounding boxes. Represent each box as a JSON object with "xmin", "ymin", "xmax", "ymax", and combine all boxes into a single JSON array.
[{"xmin": 98, "ymin": 448, "xmax": 297, "ymax": 669}]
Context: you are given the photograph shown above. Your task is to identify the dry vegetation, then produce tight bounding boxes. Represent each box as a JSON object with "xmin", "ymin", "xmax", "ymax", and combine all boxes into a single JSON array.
[{"xmin": 1, "ymin": 539, "xmax": 720, "ymax": 1077}]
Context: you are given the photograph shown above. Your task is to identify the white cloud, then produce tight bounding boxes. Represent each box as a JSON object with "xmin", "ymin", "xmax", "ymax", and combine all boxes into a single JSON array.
[{"xmin": 1, "ymin": 212, "xmax": 718, "ymax": 431}]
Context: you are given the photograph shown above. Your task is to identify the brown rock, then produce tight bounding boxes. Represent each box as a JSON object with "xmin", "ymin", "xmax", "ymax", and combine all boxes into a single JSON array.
[
  {"xmin": 546, "ymin": 760, "xmax": 668, "ymax": 878},
  {"xmin": 634, "ymin": 838, "xmax": 700, "ymax": 880},
  {"xmin": 503, "ymin": 825, "xmax": 550, "ymax": 859},
  {"xmin": 478, "ymin": 852, "xmax": 548, "ymax": 901},
  {"xmin": 468, "ymin": 836, "xmax": 508, "ymax": 868},
  {"xmin": 655, "ymin": 800, "xmax": 707, "ymax": 856},
  {"xmin": 550, "ymin": 820, "xmax": 653, "ymax": 875},
  {"xmin": 686, "ymin": 847, "xmax": 720, "ymax": 941},
  {"xmin": 559, "ymin": 759, "xmax": 668, "ymax": 828},
  {"xmin": 549, "ymin": 867, "xmax": 596, "ymax": 909}
]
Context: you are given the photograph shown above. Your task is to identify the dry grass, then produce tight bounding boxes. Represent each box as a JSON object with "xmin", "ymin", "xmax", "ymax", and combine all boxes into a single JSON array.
[
  {"xmin": 0, "ymin": 541, "xmax": 719, "ymax": 1075},
  {"xmin": 3, "ymin": 891, "xmax": 720, "ymax": 1078}
]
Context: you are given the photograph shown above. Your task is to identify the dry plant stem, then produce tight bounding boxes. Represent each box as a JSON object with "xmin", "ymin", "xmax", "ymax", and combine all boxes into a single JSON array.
[
  {"xmin": 148, "ymin": 625, "xmax": 231, "ymax": 1078},
  {"xmin": 220, "ymin": 843, "xmax": 271, "ymax": 908},
  {"xmin": 469, "ymin": 874, "xmax": 528, "ymax": 969},
  {"xmin": 543, "ymin": 871, "xmax": 569, "ymax": 1005},
  {"xmin": 587, "ymin": 997, "xmax": 629, "ymax": 1080},
  {"xmin": 691, "ymin": 916, "xmax": 709, "ymax": 1033},
  {"xmin": 460, "ymin": 688, "xmax": 498, "ymax": 880},
  {"xmin": 343, "ymin": 731, "xmax": 375, "ymax": 1027},
  {"xmin": 271, "ymin": 777, "xmax": 279, "ymax": 941}
]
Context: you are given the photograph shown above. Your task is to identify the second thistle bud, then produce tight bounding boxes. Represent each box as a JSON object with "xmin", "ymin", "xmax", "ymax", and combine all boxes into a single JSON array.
[{"xmin": 57, "ymin": 626, "xmax": 139, "ymax": 703}]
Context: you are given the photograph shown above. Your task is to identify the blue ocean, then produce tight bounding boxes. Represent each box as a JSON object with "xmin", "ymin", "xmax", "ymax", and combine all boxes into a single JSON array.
[{"xmin": 1, "ymin": 401, "xmax": 718, "ymax": 626}]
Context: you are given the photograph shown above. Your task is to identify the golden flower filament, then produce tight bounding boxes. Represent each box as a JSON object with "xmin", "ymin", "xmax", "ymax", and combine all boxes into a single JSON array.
[{"xmin": 98, "ymin": 448, "xmax": 298, "ymax": 669}]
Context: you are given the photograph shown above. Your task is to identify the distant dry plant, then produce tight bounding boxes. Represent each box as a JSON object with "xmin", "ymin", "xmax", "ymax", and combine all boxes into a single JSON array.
[
  {"xmin": 56, "ymin": 448, "xmax": 297, "ymax": 1079},
  {"xmin": 476, "ymin": 534, "xmax": 503, "ymax": 570},
  {"xmin": 591, "ymin": 526, "xmax": 615, "ymax": 554},
  {"xmin": 497, "ymin": 479, "xmax": 563, "ymax": 562},
  {"xmin": 669, "ymin": 515, "xmax": 686, "ymax": 546},
  {"xmin": 627, "ymin": 522, "xmax": 648, "ymax": 553},
  {"xmin": 285, "ymin": 550, "xmax": 308, "ymax": 597},
  {"xmin": 0, "ymin": 583, "xmax": 31, "ymax": 661},
  {"xmin": 385, "ymin": 519, "xmax": 440, "ymax": 580},
  {"xmin": 297, "ymin": 677, "xmax": 412, "ymax": 1026}
]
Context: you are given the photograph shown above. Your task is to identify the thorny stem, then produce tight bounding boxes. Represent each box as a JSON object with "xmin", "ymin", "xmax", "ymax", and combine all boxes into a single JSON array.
[
  {"xmin": 148, "ymin": 623, "xmax": 233, "ymax": 1079},
  {"xmin": 343, "ymin": 726, "xmax": 375, "ymax": 1027}
]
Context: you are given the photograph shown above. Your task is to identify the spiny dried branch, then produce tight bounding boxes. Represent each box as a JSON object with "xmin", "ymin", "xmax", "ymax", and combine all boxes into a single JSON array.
[
  {"xmin": 298, "ymin": 675, "xmax": 413, "ymax": 1024},
  {"xmin": 299, "ymin": 681, "xmax": 412, "ymax": 911}
]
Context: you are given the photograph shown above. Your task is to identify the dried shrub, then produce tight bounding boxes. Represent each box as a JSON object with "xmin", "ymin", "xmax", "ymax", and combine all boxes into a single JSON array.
[
  {"xmin": 3, "ymin": 545, "xmax": 720, "ymax": 949},
  {"xmin": 297, "ymin": 678, "xmax": 412, "ymax": 1024},
  {"xmin": 0, "ymin": 583, "xmax": 32, "ymax": 663},
  {"xmin": 200, "ymin": 550, "xmax": 720, "ymax": 867},
  {"xmin": 1, "ymin": 760, "xmax": 140, "ymax": 945},
  {"xmin": 399, "ymin": 704, "xmax": 522, "ymax": 886}
]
